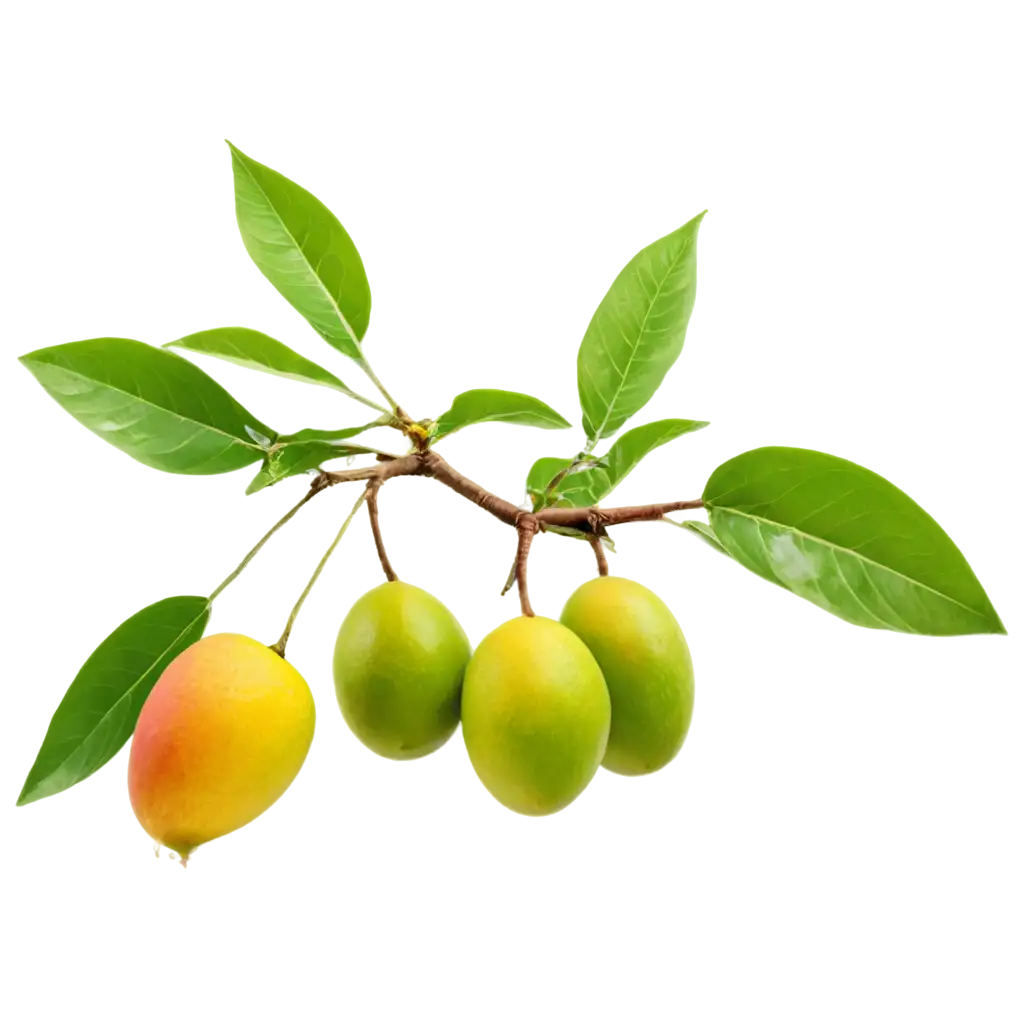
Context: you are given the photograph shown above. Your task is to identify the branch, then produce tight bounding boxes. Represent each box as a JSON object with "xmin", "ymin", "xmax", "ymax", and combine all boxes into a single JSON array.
[
  {"xmin": 366, "ymin": 481, "xmax": 398, "ymax": 582},
  {"xmin": 538, "ymin": 498, "xmax": 705, "ymax": 528},
  {"xmin": 419, "ymin": 451, "xmax": 523, "ymax": 524},
  {"xmin": 317, "ymin": 450, "xmax": 703, "ymax": 591},
  {"xmin": 321, "ymin": 452, "xmax": 426, "ymax": 487},
  {"xmin": 322, "ymin": 450, "xmax": 702, "ymax": 531}
]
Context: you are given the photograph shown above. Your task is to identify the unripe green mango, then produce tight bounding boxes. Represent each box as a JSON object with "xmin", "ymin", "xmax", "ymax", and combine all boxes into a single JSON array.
[
  {"xmin": 560, "ymin": 576, "xmax": 694, "ymax": 776},
  {"xmin": 333, "ymin": 581, "xmax": 471, "ymax": 760},
  {"xmin": 461, "ymin": 616, "xmax": 610, "ymax": 815}
]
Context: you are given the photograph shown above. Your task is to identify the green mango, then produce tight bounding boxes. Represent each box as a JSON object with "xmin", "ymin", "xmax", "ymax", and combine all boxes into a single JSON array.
[
  {"xmin": 561, "ymin": 577, "xmax": 694, "ymax": 776},
  {"xmin": 461, "ymin": 616, "xmax": 610, "ymax": 815},
  {"xmin": 333, "ymin": 582, "xmax": 471, "ymax": 760}
]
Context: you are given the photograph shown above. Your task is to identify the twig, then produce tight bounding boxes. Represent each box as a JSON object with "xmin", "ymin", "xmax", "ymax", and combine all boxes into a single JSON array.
[
  {"xmin": 320, "ymin": 450, "xmax": 704, "ymax": 533},
  {"xmin": 539, "ymin": 499, "xmax": 704, "ymax": 528},
  {"xmin": 315, "ymin": 448, "xmax": 704, "ymax": 614},
  {"xmin": 322, "ymin": 452, "xmax": 427, "ymax": 488},
  {"xmin": 419, "ymin": 450, "xmax": 523, "ymax": 523},
  {"xmin": 366, "ymin": 481, "xmax": 398, "ymax": 582},
  {"xmin": 493, "ymin": 540, "xmax": 516, "ymax": 602}
]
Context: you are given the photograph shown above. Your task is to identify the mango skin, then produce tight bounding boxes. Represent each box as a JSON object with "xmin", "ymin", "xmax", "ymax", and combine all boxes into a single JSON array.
[
  {"xmin": 461, "ymin": 616, "xmax": 610, "ymax": 816},
  {"xmin": 333, "ymin": 582, "xmax": 471, "ymax": 760},
  {"xmin": 560, "ymin": 576, "xmax": 694, "ymax": 776},
  {"xmin": 128, "ymin": 633, "xmax": 315, "ymax": 860}
]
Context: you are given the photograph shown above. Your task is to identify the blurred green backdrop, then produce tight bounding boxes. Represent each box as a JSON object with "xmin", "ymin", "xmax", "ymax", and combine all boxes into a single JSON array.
[{"xmin": 6, "ymin": 8, "xmax": 1024, "ymax": 1024}]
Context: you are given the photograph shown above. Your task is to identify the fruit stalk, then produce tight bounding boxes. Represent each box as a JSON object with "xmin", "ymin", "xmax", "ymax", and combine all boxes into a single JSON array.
[
  {"xmin": 365, "ymin": 481, "xmax": 399, "ymax": 582},
  {"xmin": 588, "ymin": 533, "xmax": 609, "ymax": 576},
  {"xmin": 208, "ymin": 482, "xmax": 327, "ymax": 602},
  {"xmin": 514, "ymin": 517, "xmax": 540, "ymax": 616},
  {"xmin": 270, "ymin": 490, "xmax": 368, "ymax": 657}
]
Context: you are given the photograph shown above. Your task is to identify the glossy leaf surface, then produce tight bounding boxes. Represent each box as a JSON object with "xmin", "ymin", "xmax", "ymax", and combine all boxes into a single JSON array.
[
  {"xmin": 704, "ymin": 447, "xmax": 1004, "ymax": 635},
  {"xmin": 433, "ymin": 389, "xmax": 571, "ymax": 440},
  {"xmin": 247, "ymin": 430, "xmax": 381, "ymax": 494}
]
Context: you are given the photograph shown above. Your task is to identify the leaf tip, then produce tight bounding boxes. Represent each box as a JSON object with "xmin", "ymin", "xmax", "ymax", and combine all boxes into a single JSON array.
[{"xmin": 225, "ymin": 140, "xmax": 246, "ymax": 164}]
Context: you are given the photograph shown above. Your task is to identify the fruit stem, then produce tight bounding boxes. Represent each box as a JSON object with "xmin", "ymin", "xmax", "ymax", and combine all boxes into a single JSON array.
[
  {"xmin": 208, "ymin": 482, "xmax": 327, "ymax": 603},
  {"xmin": 588, "ymin": 533, "xmax": 609, "ymax": 576},
  {"xmin": 514, "ymin": 516, "xmax": 539, "ymax": 617},
  {"xmin": 270, "ymin": 490, "xmax": 368, "ymax": 658},
  {"xmin": 366, "ymin": 481, "xmax": 399, "ymax": 582}
]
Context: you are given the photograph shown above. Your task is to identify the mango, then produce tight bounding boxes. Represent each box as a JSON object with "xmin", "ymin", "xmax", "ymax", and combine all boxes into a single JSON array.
[
  {"xmin": 333, "ymin": 581, "xmax": 471, "ymax": 760},
  {"xmin": 461, "ymin": 616, "xmax": 610, "ymax": 815},
  {"xmin": 560, "ymin": 576, "xmax": 694, "ymax": 776},
  {"xmin": 128, "ymin": 633, "xmax": 315, "ymax": 861}
]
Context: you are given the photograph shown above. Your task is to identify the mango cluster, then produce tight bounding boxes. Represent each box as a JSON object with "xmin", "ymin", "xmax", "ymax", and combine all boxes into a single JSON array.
[{"xmin": 127, "ymin": 576, "xmax": 694, "ymax": 861}]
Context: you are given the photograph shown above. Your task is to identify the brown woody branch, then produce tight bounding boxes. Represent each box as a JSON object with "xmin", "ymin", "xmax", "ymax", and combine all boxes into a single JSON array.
[{"xmin": 316, "ymin": 449, "xmax": 703, "ymax": 616}]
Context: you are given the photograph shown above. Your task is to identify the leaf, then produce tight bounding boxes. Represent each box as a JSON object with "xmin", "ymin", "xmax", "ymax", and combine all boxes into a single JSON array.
[
  {"xmin": 279, "ymin": 425, "xmax": 386, "ymax": 444},
  {"xmin": 602, "ymin": 415, "xmax": 700, "ymax": 479},
  {"xmin": 703, "ymin": 447, "xmax": 1005, "ymax": 635},
  {"xmin": 578, "ymin": 212, "xmax": 705, "ymax": 441},
  {"xmin": 20, "ymin": 339, "xmax": 273, "ymax": 474},
  {"xmin": 258, "ymin": 440, "xmax": 370, "ymax": 487},
  {"xmin": 167, "ymin": 327, "xmax": 344, "ymax": 391},
  {"xmin": 675, "ymin": 524, "xmax": 733, "ymax": 557},
  {"xmin": 17, "ymin": 597, "xmax": 210, "ymax": 805},
  {"xmin": 526, "ymin": 456, "xmax": 575, "ymax": 504},
  {"xmin": 228, "ymin": 142, "xmax": 371, "ymax": 363},
  {"xmin": 433, "ymin": 389, "xmax": 572, "ymax": 440},
  {"xmin": 530, "ymin": 418, "xmax": 708, "ymax": 508}
]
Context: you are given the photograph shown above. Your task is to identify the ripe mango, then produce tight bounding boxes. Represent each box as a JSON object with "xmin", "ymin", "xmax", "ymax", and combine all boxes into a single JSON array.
[
  {"xmin": 461, "ymin": 616, "xmax": 610, "ymax": 815},
  {"xmin": 128, "ymin": 633, "xmax": 315, "ymax": 861},
  {"xmin": 560, "ymin": 576, "xmax": 694, "ymax": 776},
  {"xmin": 333, "ymin": 581, "xmax": 471, "ymax": 760}
]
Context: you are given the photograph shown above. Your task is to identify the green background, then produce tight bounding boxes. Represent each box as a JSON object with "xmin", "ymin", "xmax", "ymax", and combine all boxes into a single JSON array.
[{"xmin": 2, "ymin": 9, "xmax": 1024, "ymax": 1024}]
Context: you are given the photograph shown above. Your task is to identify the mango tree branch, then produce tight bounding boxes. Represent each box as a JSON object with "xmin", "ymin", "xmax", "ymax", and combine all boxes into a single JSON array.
[
  {"xmin": 419, "ymin": 451, "xmax": 523, "ymax": 523},
  {"xmin": 316, "ymin": 449, "xmax": 703, "ymax": 615},
  {"xmin": 540, "ymin": 499, "xmax": 706, "ymax": 528}
]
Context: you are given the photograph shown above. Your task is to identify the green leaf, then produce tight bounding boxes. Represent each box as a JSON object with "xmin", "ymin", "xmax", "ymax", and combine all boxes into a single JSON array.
[
  {"xmin": 530, "ymin": 418, "xmax": 708, "ymax": 508},
  {"xmin": 279, "ymin": 425, "xmax": 386, "ymax": 444},
  {"xmin": 228, "ymin": 142, "xmax": 371, "ymax": 363},
  {"xmin": 167, "ymin": 327, "xmax": 344, "ymax": 391},
  {"xmin": 675, "ymin": 524, "xmax": 733, "ymax": 557},
  {"xmin": 526, "ymin": 456, "xmax": 575, "ymax": 504},
  {"xmin": 258, "ymin": 440, "xmax": 370, "ymax": 487},
  {"xmin": 17, "ymin": 597, "xmax": 210, "ymax": 805},
  {"xmin": 703, "ymin": 447, "xmax": 1005, "ymax": 636},
  {"xmin": 606, "ymin": 415, "xmax": 704, "ymax": 479},
  {"xmin": 433, "ymin": 389, "xmax": 572, "ymax": 440},
  {"xmin": 20, "ymin": 339, "xmax": 273, "ymax": 474},
  {"xmin": 578, "ymin": 212, "xmax": 705, "ymax": 441}
]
